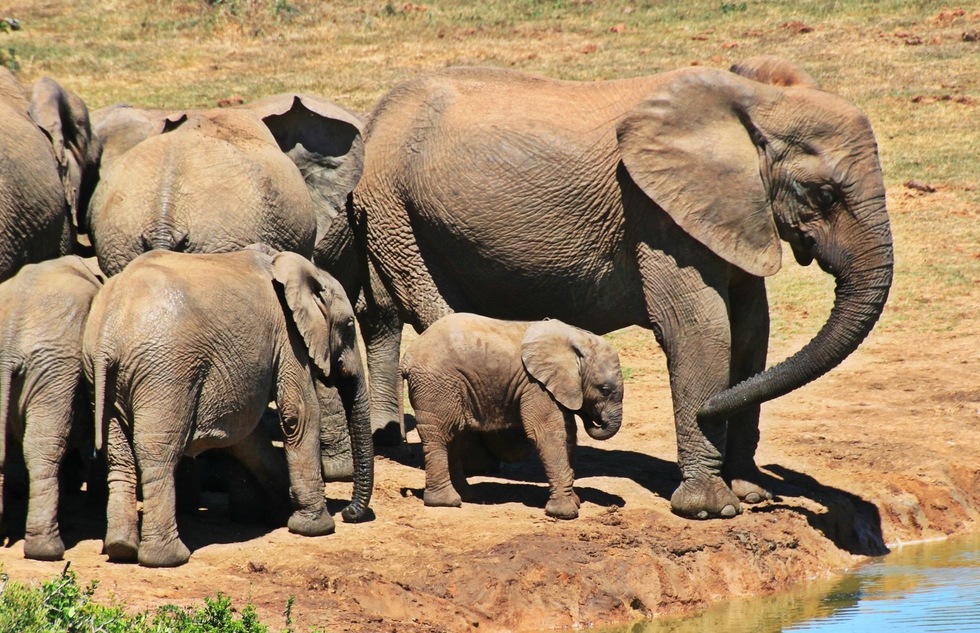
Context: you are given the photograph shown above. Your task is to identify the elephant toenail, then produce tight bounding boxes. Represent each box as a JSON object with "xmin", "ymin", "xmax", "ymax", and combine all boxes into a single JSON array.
[
  {"xmin": 721, "ymin": 505, "xmax": 737, "ymax": 518},
  {"xmin": 696, "ymin": 510, "xmax": 708, "ymax": 519},
  {"xmin": 745, "ymin": 493, "xmax": 761, "ymax": 503}
]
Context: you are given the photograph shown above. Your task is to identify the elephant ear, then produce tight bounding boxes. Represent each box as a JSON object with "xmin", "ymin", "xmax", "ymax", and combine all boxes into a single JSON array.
[
  {"xmin": 272, "ymin": 251, "xmax": 333, "ymax": 377},
  {"xmin": 616, "ymin": 67, "xmax": 782, "ymax": 277},
  {"xmin": 521, "ymin": 320, "xmax": 585, "ymax": 411},
  {"xmin": 245, "ymin": 94, "xmax": 365, "ymax": 237},
  {"xmin": 729, "ymin": 55, "xmax": 820, "ymax": 89},
  {"xmin": 28, "ymin": 77, "xmax": 100, "ymax": 223}
]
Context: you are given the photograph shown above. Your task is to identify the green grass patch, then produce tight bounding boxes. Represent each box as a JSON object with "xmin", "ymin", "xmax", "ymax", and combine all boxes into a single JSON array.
[{"xmin": 0, "ymin": 564, "xmax": 300, "ymax": 633}]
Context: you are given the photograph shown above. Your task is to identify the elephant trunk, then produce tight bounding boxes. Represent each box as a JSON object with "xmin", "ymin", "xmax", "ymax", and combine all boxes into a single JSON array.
[
  {"xmin": 699, "ymin": 210, "xmax": 893, "ymax": 421},
  {"xmin": 583, "ymin": 404, "xmax": 623, "ymax": 441},
  {"xmin": 338, "ymin": 352, "xmax": 374, "ymax": 522}
]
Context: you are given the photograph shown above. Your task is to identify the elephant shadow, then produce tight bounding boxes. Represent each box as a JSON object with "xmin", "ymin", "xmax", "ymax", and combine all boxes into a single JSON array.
[{"xmin": 749, "ymin": 463, "xmax": 888, "ymax": 557}]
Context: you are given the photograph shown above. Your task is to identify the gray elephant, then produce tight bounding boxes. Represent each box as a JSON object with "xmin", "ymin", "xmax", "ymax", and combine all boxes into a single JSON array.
[
  {"xmin": 87, "ymin": 92, "xmax": 364, "ymax": 276},
  {"xmin": 87, "ymin": 94, "xmax": 365, "ymax": 482},
  {"xmin": 82, "ymin": 247, "xmax": 373, "ymax": 567},
  {"xmin": 0, "ymin": 255, "xmax": 103, "ymax": 560},
  {"xmin": 401, "ymin": 314, "xmax": 624, "ymax": 519},
  {"xmin": 0, "ymin": 69, "xmax": 101, "ymax": 280},
  {"xmin": 320, "ymin": 58, "xmax": 894, "ymax": 520}
]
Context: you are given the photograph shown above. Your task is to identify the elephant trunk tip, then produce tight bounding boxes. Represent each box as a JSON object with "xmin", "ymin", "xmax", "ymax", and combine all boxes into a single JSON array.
[{"xmin": 341, "ymin": 502, "xmax": 375, "ymax": 523}]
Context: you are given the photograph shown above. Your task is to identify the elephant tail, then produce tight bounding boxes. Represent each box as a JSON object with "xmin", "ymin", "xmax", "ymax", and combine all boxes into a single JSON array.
[
  {"xmin": 0, "ymin": 357, "xmax": 16, "ymax": 480},
  {"xmin": 91, "ymin": 351, "xmax": 117, "ymax": 453}
]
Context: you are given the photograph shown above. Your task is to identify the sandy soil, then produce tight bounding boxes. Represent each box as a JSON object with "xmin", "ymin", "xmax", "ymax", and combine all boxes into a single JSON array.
[{"xmin": 1, "ymin": 212, "xmax": 978, "ymax": 632}]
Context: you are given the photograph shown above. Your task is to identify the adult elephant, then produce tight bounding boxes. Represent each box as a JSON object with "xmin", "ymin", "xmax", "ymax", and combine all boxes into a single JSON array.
[
  {"xmin": 0, "ymin": 68, "xmax": 101, "ymax": 280},
  {"xmin": 323, "ymin": 58, "xmax": 894, "ymax": 519},
  {"xmin": 87, "ymin": 93, "xmax": 364, "ymax": 276},
  {"xmin": 87, "ymin": 94, "xmax": 365, "ymax": 481}
]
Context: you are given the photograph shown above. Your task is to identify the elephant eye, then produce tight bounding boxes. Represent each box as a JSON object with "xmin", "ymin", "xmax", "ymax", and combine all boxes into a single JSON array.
[{"xmin": 599, "ymin": 384, "xmax": 612, "ymax": 397}]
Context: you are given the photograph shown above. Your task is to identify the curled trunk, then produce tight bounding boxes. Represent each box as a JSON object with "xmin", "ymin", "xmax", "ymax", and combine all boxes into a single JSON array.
[{"xmin": 700, "ymin": 229, "xmax": 893, "ymax": 421}]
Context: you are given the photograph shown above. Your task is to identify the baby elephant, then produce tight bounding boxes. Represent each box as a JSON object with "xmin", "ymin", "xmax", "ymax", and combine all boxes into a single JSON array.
[
  {"xmin": 0, "ymin": 256, "xmax": 103, "ymax": 560},
  {"xmin": 83, "ymin": 247, "xmax": 373, "ymax": 567},
  {"xmin": 400, "ymin": 313, "xmax": 624, "ymax": 519}
]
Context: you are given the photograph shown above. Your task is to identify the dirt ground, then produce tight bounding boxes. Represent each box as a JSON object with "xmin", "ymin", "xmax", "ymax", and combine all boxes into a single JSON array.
[{"xmin": 1, "ymin": 212, "xmax": 978, "ymax": 631}]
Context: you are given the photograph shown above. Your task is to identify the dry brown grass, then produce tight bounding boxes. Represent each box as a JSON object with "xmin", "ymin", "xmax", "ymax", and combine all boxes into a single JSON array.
[{"xmin": 2, "ymin": 0, "xmax": 976, "ymax": 345}]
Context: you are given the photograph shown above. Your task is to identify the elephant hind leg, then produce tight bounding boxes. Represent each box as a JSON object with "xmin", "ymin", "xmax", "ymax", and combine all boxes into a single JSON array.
[
  {"xmin": 131, "ymin": 410, "xmax": 192, "ymax": 568},
  {"xmin": 21, "ymin": 394, "xmax": 74, "ymax": 561},
  {"xmin": 414, "ymin": 409, "xmax": 462, "ymax": 508},
  {"xmin": 103, "ymin": 414, "xmax": 139, "ymax": 562}
]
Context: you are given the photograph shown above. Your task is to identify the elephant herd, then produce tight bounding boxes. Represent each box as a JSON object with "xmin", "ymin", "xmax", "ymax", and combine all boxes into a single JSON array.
[{"xmin": 0, "ymin": 54, "xmax": 893, "ymax": 567}]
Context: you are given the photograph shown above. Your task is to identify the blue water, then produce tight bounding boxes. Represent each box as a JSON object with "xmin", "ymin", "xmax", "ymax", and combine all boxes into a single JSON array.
[{"xmin": 587, "ymin": 532, "xmax": 980, "ymax": 633}]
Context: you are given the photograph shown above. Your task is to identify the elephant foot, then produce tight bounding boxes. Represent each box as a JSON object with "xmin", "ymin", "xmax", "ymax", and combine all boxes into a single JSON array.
[
  {"xmin": 138, "ymin": 537, "xmax": 191, "ymax": 568},
  {"xmin": 24, "ymin": 533, "xmax": 65, "ymax": 561},
  {"xmin": 670, "ymin": 476, "xmax": 741, "ymax": 520},
  {"xmin": 545, "ymin": 496, "xmax": 579, "ymax": 520},
  {"xmin": 103, "ymin": 526, "xmax": 139, "ymax": 563},
  {"xmin": 423, "ymin": 485, "xmax": 462, "ymax": 508},
  {"xmin": 730, "ymin": 478, "xmax": 773, "ymax": 504},
  {"xmin": 287, "ymin": 507, "xmax": 336, "ymax": 537}
]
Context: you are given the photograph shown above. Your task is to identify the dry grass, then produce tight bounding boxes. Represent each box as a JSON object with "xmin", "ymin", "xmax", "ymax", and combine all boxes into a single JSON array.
[{"xmin": 2, "ymin": 0, "xmax": 976, "ymax": 346}]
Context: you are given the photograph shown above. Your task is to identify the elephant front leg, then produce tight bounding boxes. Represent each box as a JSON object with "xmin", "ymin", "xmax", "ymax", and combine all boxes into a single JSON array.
[
  {"xmin": 724, "ymin": 275, "xmax": 773, "ymax": 504},
  {"xmin": 103, "ymin": 415, "xmax": 140, "ymax": 562},
  {"xmin": 639, "ymin": 244, "xmax": 739, "ymax": 519},
  {"xmin": 357, "ymin": 268, "xmax": 406, "ymax": 445},
  {"xmin": 523, "ymin": 404, "xmax": 580, "ymax": 520},
  {"xmin": 278, "ymin": 385, "xmax": 334, "ymax": 537}
]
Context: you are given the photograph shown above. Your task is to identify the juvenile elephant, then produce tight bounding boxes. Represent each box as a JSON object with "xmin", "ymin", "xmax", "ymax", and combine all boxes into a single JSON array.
[
  {"xmin": 0, "ymin": 69, "xmax": 101, "ymax": 280},
  {"xmin": 322, "ymin": 58, "xmax": 894, "ymax": 520},
  {"xmin": 400, "ymin": 314, "xmax": 624, "ymax": 519},
  {"xmin": 0, "ymin": 255, "xmax": 103, "ymax": 560},
  {"xmin": 82, "ymin": 247, "xmax": 373, "ymax": 567},
  {"xmin": 87, "ymin": 93, "xmax": 364, "ymax": 276}
]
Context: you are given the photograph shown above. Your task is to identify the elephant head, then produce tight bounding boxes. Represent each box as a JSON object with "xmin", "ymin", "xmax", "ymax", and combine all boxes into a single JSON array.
[
  {"xmin": 616, "ymin": 65, "xmax": 893, "ymax": 420},
  {"xmin": 270, "ymin": 250, "xmax": 373, "ymax": 522},
  {"xmin": 28, "ymin": 76, "xmax": 102, "ymax": 237},
  {"xmin": 521, "ymin": 320, "xmax": 624, "ymax": 440}
]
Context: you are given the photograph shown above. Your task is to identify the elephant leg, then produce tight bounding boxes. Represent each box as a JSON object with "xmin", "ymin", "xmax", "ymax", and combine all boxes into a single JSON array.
[
  {"xmin": 414, "ymin": 409, "xmax": 461, "ymax": 508},
  {"xmin": 103, "ymin": 415, "xmax": 139, "ymax": 562},
  {"xmin": 21, "ymin": 394, "xmax": 72, "ymax": 561},
  {"xmin": 131, "ymin": 412, "xmax": 192, "ymax": 568},
  {"xmin": 224, "ymin": 427, "xmax": 291, "ymax": 525},
  {"xmin": 564, "ymin": 415, "xmax": 581, "ymax": 508},
  {"xmin": 446, "ymin": 435, "xmax": 475, "ymax": 502},
  {"xmin": 356, "ymin": 269, "xmax": 406, "ymax": 445},
  {"xmin": 277, "ymin": 381, "xmax": 334, "ymax": 537},
  {"xmin": 523, "ymin": 407, "xmax": 579, "ymax": 520},
  {"xmin": 724, "ymin": 275, "xmax": 773, "ymax": 504},
  {"xmin": 316, "ymin": 381, "xmax": 353, "ymax": 482},
  {"xmin": 637, "ymin": 242, "xmax": 739, "ymax": 519}
]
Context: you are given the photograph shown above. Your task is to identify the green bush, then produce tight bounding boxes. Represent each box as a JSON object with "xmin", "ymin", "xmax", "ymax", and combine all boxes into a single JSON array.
[{"xmin": 0, "ymin": 565, "xmax": 276, "ymax": 633}]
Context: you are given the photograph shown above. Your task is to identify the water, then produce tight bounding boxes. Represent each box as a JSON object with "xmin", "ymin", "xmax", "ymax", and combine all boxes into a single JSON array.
[{"xmin": 590, "ymin": 532, "xmax": 980, "ymax": 633}]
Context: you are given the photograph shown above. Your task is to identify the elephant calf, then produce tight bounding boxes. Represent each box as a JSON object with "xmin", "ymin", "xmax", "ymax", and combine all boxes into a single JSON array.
[
  {"xmin": 82, "ymin": 247, "xmax": 373, "ymax": 567},
  {"xmin": 400, "ymin": 314, "xmax": 624, "ymax": 519},
  {"xmin": 0, "ymin": 256, "xmax": 103, "ymax": 560}
]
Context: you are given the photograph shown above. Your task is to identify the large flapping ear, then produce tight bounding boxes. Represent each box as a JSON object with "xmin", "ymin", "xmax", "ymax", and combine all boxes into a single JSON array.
[
  {"xmin": 271, "ymin": 251, "xmax": 333, "ymax": 377},
  {"xmin": 245, "ymin": 94, "xmax": 365, "ymax": 237},
  {"xmin": 616, "ymin": 67, "xmax": 782, "ymax": 277},
  {"xmin": 521, "ymin": 320, "xmax": 585, "ymax": 411},
  {"xmin": 29, "ymin": 77, "xmax": 100, "ymax": 218},
  {"xmin": 730, "ymin": 55, "xmax": 820, "ymax": 89},
  {"xmin": 91, "ymin": 105, "xmax": 185, "ymax": 170}
]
